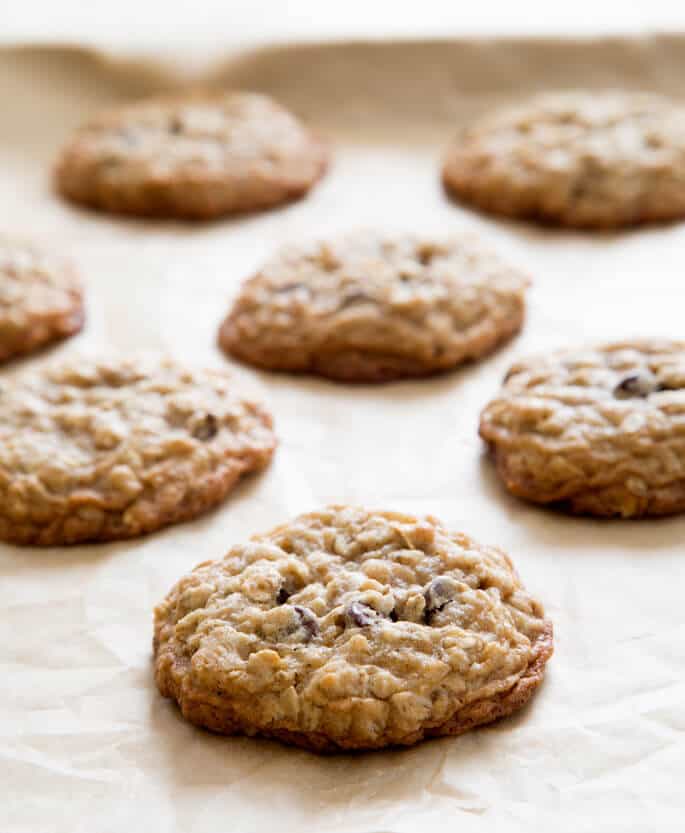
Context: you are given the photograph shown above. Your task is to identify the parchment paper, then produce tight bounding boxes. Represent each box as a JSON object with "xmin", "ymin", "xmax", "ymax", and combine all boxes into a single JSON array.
[{"xmin": 2, "ymin": 38, "xmax": 684, "ymax": 833}]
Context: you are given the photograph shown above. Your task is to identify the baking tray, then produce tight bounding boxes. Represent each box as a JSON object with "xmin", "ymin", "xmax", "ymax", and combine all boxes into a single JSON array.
[{"xmin": 2, "ymin": 37, "xmax": 684, "ymax": 833}]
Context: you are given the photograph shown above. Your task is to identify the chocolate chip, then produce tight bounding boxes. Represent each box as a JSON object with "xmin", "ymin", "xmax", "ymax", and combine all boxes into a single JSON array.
[
  {"xmin": 613, "ymin": 373, "xmax": 660, "ymax": 399},
  {"xmin": 389, "ymin": 608, "xmax": 399, "ymax": 622},
  {"xmin": 293, "ymin": 605, "xmax": 319, "ymax": 640},
  {"xmin": 424, "ymin": 578, "xmax": 458, "ymax": 622},
  {"xmin": 192, "ymin": 413, "xmax": 218, "ymax": 441},
  {"xmin": 276, "ymin": 586, "xmax": 290, "ymax": 605},
  {"xmin": 345, "ymin": 601, "xmax": 378, "ymax": 628}
]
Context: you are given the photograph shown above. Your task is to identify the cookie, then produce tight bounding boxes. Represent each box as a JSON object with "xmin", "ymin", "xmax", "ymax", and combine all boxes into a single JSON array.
[
  {"xmin": 480, "ymin": 340, "xmax": 685, "ymax": 517},
  {"xmin": 0, "ymin": 236, "xmax": 84, "ymax": 362},
  {"xmin": 443, "ymin": 91, "xmax": 685, "ymax": 228},
  {"xmin": 154, "ymin": 505, "xmax": 553, "ymax": 752},
  {"xmin": 0, "ymin": 355, "xmax": 276, "ymax": 545},
  {"xmin": 218, "ymin": 231, "xmax": 528, "ymax": 383},
  {"xmin": 55, "ymin": 91, "xmax": 328, "ymax": 219}
]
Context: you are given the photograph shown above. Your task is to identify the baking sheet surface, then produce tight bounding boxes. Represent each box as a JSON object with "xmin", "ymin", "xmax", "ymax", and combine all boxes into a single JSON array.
[{"xmin": 1, "ymin": 38, "xmax": 684, "ymax": 833}]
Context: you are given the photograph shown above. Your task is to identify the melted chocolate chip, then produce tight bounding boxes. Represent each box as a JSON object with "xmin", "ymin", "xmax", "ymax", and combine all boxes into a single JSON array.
[
  {"xmin": 424, "ymin": 578, "xmax": 458, "ymax": 622},
  {"xmin": 293, "ymin": 605, "xmax": 319, "ymax": 640},
  {"xmin": 613, "ymin": 373, "xmax": 660, "ymax": 399},
  {"xmin": 345, "ymin": 601, "xmax": 378, "ymax": 628},
  {"xmin": 389, "ymin": 608, "xmax": 399, "ymax": 622},
  {"xmin": 276, "ymin": 586, "xmax": 290, "ymax": 605},
  {"xmin": 192, "ymin": 413, "xmax": 218, "ymax": 441}
]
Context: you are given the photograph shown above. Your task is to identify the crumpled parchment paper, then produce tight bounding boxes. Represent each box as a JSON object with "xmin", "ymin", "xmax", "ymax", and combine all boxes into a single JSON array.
[{"xmin": 1, "ymin": 37, "xmax": 684, "ymax": 833}]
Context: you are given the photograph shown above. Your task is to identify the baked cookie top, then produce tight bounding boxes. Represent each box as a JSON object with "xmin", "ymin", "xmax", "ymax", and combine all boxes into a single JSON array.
[
  {"xmin": 55, "ymin": 91, "xmax": 328, "ymax": 219},
  {"xmin": 219, "ymin": 231, "xmax": 528, "ymax": 382},
  {"xmin": 480, "ymin": 340, "xmax": 685, "ymax": 517},
  {"xmin": 0, "ymin": 355, "xmax": 276, "ymax": 545},
  {"xmin": 154, "ymin": 506, "xmax": 552, "ymax": 751},
  {"xmin": 0, "ymin": 236, "xmax": 84, "ymax": 362},
  {"xmin": 443, "ymin": 91, "xmax": 685, "ymax": 228}
]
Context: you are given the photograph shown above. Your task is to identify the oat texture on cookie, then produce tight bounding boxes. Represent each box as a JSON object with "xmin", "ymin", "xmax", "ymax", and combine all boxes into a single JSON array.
[
  {"xmin": 154, "ymin": 506, "xmax": 553, "ymax": 751},
  {"xmin": 0, "ymin": 355, "xmax": 276, "ymax": 545},
  {"xmin": 219, "ymin": 231, "xmax": 528, "ymax": 382},
  {"xmin": 443, "ymin": 91, "xmax": 685, "ymax": 228},
  {"xmin": 55, "ymin": 91, "xmax": 328, "ymax": 219},
  {"xmin": 480, "ymin": 340, "xmax": 685, "ymax": 517},
  {"xmin": 0, "ymin": 236, "xmax": 84, "ymax": 362}
]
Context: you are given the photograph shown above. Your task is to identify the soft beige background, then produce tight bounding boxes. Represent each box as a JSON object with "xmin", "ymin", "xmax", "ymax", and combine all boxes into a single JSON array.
[{"xmin": 1, "ymin": 38, "xmax": 684, "ymax": 833}]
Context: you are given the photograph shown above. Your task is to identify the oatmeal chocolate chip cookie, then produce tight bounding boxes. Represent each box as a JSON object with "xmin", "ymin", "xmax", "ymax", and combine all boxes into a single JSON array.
[
  {"xmin": 443, "ymin": 91, "xmax": 685, "ymax": 228},
  {"xmin": 218, "ymin": 231, "xmax": 528, "ymax": 383},
  {"xmin": 154, "ymin": 505, "xmax": 553, "ymax": 752},
  {"xmin": 0, "ymin": 355, "xmax": 276, "ymax": 546},
  {"xmin": 0, "ymin": 236, "xmax": 84, "ymax": 362},
  {"xmin": 55, "ymin": 91, "xmax": 328, "ymax": 219},
  {"xmin": 480, "ymin": 340, "xmax": 685, "ymax": 517}
]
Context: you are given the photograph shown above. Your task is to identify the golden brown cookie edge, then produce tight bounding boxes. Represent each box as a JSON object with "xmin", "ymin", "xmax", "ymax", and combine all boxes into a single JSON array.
[
  {"xmin": 218, "ymin": 286, "xmax": 525, "ymax": 383},
  {"xmin": 0, "ymin": 398, "xmax": 276, "ymax": 547}
]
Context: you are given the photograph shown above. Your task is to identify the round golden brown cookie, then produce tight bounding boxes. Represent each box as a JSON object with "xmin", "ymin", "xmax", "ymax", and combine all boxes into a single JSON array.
[
  {"xmin": 0, "ymin": 355, "xmax": 276, "ymax": 546},
  {"xmin": 55, "ymin": 91, "xmax": 328, "ymax": 219},
  {"xmin": 443, "ymin": 91, "xmax": 685, "ymax": 229},
  {"xmin": 0, "ymin": 236, "xmax": 84, "ymax": 362},
  {"xmin": 218, "ymin": 231, "xmax": 528, "ymax": 383},
  {"xmin": 480, "ymin": 340, "xmax": 685, "ymax": 517},
  {"xmin": 154, "ymin": 505, "xmax": 553, "ymax": 752}
]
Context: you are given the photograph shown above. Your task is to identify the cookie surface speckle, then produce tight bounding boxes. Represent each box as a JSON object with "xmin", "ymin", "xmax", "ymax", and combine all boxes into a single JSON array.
[
  {"xmin": 0, "ymin": 237, "xmax": 84, "ymax": 362},
  {"xmin": 480, "ymin": 340, "xmax": 685, "ymax": 517},
  {"xmin": 0, "ymin": 355, "xmax": 276, "ymax": 545},
  {"xmin": 443, "ymin": 91, "xmax": 685, "ymax": 228},
  {"xmin": 55, "ymin": 92, "xmax": 328, "ymax": 219},
  {"xmin": 154, "ymin": 505, "xmax": 553, "ymax": 752},
  {"xmin": 219, "ymin": 231, "xmax": 528, "ymax": 382}
]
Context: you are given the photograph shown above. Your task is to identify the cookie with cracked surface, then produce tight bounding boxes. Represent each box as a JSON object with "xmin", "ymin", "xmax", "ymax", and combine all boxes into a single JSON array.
[
  {"xmin": 480, "ymin": 340, "xmax": 685, "ymax": 517},
  {"xmin": 0, "ymin": 236, "xmax": 84, "ymax": 362},
  {"xmin": 55, "ymin": 91, "xmax": 328, "ymax": 219},
  {"xmin": 443, "ymin": 91, "xmax": 685, "ymax": 228},
  {"xmin": 218, "ymin": 231, "xmax": 528, "ymax": 383},
  {"xmin": 154, "ymin": 505, "xmax": 553, "ymax": 752},
  {"xmin": 0, "ymin": 355, "xmax": 276, "ymax": 546}
]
